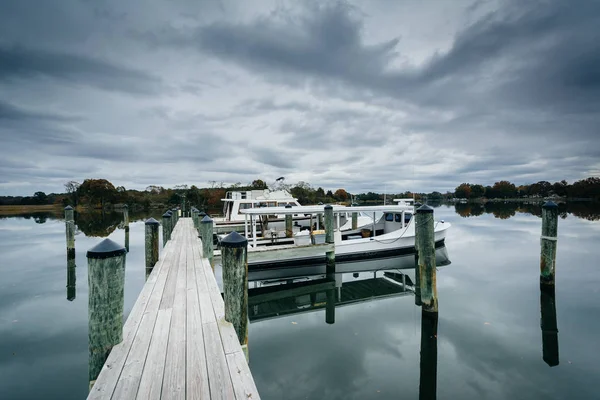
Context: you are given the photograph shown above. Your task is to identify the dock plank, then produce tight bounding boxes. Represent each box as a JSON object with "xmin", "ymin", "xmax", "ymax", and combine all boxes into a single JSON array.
[
  {"xmin": 88, "ymin": 218, "xmax": 259, "ymax": 400},
  {"xmin": 203, "ymin": 321, "xmax": 235, "ymax": 400}
]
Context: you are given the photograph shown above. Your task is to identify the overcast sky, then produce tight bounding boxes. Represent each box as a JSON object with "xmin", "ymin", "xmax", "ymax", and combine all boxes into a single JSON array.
[{"xmin": 1, "ymin": 0, "xmax": 598, "ymax": 196}]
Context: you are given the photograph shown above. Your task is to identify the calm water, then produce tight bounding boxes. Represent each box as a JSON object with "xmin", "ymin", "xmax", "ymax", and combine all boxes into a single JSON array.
[{"xmin": 1, "ymin": 204, "xmax": 599, "ymax": 399}]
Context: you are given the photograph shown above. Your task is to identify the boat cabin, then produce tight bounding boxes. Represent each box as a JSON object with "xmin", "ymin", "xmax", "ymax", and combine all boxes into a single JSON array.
[{"xmin": 221, "ymin": 189, "xmax": 302, "ymax": 222}]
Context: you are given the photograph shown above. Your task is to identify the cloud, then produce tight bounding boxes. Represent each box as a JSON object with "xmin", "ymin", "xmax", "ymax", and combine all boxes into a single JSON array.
[{"xmin": 0, "ymin": 45, "xmax": 162, "ymax": 95}]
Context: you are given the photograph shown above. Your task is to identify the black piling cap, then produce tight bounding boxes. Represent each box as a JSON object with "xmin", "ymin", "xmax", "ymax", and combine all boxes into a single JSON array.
[
  {"xmin": 199, "ymin": 211, "xmax": 206, "ymax": 217},
  {"xmin": 87, "ymin": 238, "xmax": 127, "ymax": 259},
  {"xmin": 123, "ymin": 204, "xmax": 129, "ymax": 209},
  {"xmin": 416, "ymin": 204, "xmax": 434, "ymax": 213},
  {"xmin": 285, "ymin": 204, "xmax": 292, "ymax": 208},
  {"xmin": 163, "ymin": 211, "xmax": 172, "ymax": 218},
  {"xmin": 64, "ymin": 205, "xmax": 74, "ymax": 210},
  {"xmin": 145, "ymin": 217, "xmax": 160, "ymax": 225},
  {"xmin": 221, "ymin": 231, "xmax": 248, "ymax": 248},
  {"xmin": 542, "ymin": 201, "xmax": 558, "ymax": 209},
  {"xmin": 414, "ymin": 202, "xmax": 423, "ymax": 208},
  {"xmin": 324, "ymin": 205, "xmax": 333, "ymax": 210},
  {"xmin": 201, "ymin": 215, "xmax": 213, "ymax": 224}
]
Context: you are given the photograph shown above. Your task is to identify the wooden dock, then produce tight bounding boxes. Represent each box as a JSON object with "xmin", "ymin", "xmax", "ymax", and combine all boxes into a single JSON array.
[{"xmin": 88, "ymin": 218, "xmax": 260, "ymax": 400}]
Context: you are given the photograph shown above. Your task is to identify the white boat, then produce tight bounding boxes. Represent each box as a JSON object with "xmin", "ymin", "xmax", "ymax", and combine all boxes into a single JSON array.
[
  {"xmin": 214, "ymin": 204, "xmax": 451, "ymax": 274},
  {"xmin": 212, "ymin": 189, "xmax": 312, "ymax": 233}
]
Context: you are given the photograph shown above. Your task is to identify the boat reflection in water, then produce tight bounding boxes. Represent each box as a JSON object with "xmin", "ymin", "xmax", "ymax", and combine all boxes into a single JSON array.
[{"xmin": 247, "ymin": 244, "xmax": 451, "ymax": 282}]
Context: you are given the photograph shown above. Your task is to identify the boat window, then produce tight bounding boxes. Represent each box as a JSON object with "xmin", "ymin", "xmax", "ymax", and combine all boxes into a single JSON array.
[
  {"xmin": 239, "ymin": 203, "xmax": 253, "ymax": 210},
  {"xmin": 385, "ymin": 213, "xmax": 393, "ymax": 222},
  {"xmin": 405, "ymin": 213, "xmax": 412, "ymax": 224},
  {"xmin": 395, "ymin": 214, "xmax": 402, "ymax": 223}
]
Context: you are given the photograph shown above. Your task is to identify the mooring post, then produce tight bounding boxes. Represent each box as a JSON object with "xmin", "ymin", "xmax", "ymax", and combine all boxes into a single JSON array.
[
  {"xmin": 197, "ymin": 211, "xmax": 206, "ymax": 235},
  {"xmin": 171, "ymin": 208, "xmax": 178, "ymax": 229},
  {"xmin": 221, "ymin": 231, "xmax": 249, "ymax": 358},
  {"xmin": 86, "ymin": 239, "xmax": 126, "ymax": 389},
  {"xmin": 285, "ymin": 204, "xmax": 293, "ymax": 238},
  {"xmin": 200, "ymin": 215, "xmax": 214, "ymax": 268},
  {"xmin": 145, "ymin": 218, "xmax": 160, "ymax": 276},
  {"xmin": 162, "ymin": 211, "xmax": 172, "ymax": 247},
  {"xmin": 540, "ymin": 283, "xmax": 559, "ymax": 366},
  {"xmin": 416, "ymin": 205, "xmax": 437, "ymax": 313},
  {"xmin": 65, "ymin": 206, "xmax": 75, "ymax": 258},
  {"xmin": 324, "ymin": 205, "xmax": 335, "ymax": 275},
  {"xmin": 123, "ymin": 205, "xmax": 130, "ymax": 252},
  {"xmin": 419, "ymin": 311, "xmax": 438, "ymax": 399},
  {"xmin": 352, "ymin": 211, "xmax": 358, "ymax": 230},
  {"xmin": 192, "ymin": 207, "xmax": 198, "ymax": 229},
  {"xmin": 540, "ymin": 201, "xmax": 559, "ymax": 285}
]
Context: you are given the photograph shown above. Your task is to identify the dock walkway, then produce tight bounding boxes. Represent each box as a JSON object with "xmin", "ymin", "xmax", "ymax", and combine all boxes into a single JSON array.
[{"xmin": 88, "ymin": 218, "xmax": 260, "ymax": 400}]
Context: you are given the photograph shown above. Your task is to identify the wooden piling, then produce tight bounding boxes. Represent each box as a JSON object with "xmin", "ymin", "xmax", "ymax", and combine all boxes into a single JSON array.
[
  {"xmin": 162, "ymin": 211, "xmax": 172, "ymax": 247},
  {"xmin": 324, "ymin": 205, "xmax": 335, "ymax": 275},
  {"xmin": 285, "ymin": 204, "xmax": 293, "ymax": 238},
  {"xmin": 199, "ymin": 215, "xmax": 214, "ymax": 268},
  {"xmin": 221, "ymin": 231, "xmax": 249, "ymax": 353},
  {"xmin": 171, "ymin": 208, "xmax": 178, "ymax": 227},
  {"xmin": 540, "ymin": 201, "xmax": 559, "ymax": 285},
  {"xmin": 65, "ymin": 206, "xmax": 75, "ymax": 258},
  {"xmin": 123, "ymin": 205, "xmax": 129, "ymax": 252},
  {"xmin": 86, "ymin": 239, "xmax": 126, "ymax": 388},
  {"xmin": 419, "ymin": 311, "xmax": 438, "ymax": 399},
  {"xmin": 144, "ymin": 218, "xmax": 160, "ymax": 275},
  {"xmin": 416, "ymin": 205, "xmax": 437, "ymax": 313},
  {"xmin": 352, "ymin": 211, "xmax": 358, "ymax": 230},
  {"xmin": 192, "ymin": 207, "xmax": 199, "ymax": 229}
]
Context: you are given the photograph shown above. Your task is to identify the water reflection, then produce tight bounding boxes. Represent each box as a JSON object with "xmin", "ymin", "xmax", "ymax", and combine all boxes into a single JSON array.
[
  {"xmin": 454, "ymin": 201, "xmax": 600, "ymax": 220},
  {"xmin": 419, "ymin": 311, "xmax": 438, "ymax": 400},
  {"xmin": 67, "ymin": 253, "xmax": 76, "ymax": 301},
  {"xmin": 248, "ymin": 268, "xmax": 413, "ymax": 322},
  {"xmin": 540, "ymin": 284, "xmax": 559, "ymax": 367}
]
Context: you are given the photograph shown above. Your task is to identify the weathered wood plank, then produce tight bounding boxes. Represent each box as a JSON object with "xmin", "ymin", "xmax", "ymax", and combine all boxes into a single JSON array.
[
  {"xmin": 203, "ymin": 321, "xmax": 235, "ymax": 400},
  {"xmin": 159, "ymin": 242, "xmax": 181, "ymax": 310},
  {"xmin": 136, "ymin": 309, "xmax": 172, "ymax": 400},
  {"xmin": 162, "ymin": 244, "xmax": 187, "ymax": 399},
  {"xmin": 217, "ymin": 318, "xmax": 242, "ymax": 356},
  {"xmin": 186, "ymin": 238, "xmax": 211, "ymax": 400},
  {"xmin": 226, "ymin": 351, "xmax": 261, "ymax": 400},
  {"xmin": 201, "ymin": 255, "xmax": 226, "ymax": 321},
  {"xmin": 193, "ymin": 245, "xmax": 216, "ymax": 325}
]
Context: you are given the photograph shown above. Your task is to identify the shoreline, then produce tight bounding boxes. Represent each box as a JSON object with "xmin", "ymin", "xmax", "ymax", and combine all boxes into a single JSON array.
[{"xmin": 0, "ymin": 204, "xmax": 63, "ymax": 215}]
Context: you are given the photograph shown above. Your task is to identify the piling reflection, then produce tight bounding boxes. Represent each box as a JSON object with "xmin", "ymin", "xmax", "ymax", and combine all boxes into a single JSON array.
[
  {"xmin": 67, "ymin": 253, "xmax": 76, "ymax": 301},
  {"xmin": 248, "ymin": 268, "xmax": 413, "ymax": 322},
  {"xmin": 419, "ymin": 311, "xmax": 438, "ymax": 400},
  {"xmin": 540, "ymin": 284, "xmax": 559, "ymax": 367}
]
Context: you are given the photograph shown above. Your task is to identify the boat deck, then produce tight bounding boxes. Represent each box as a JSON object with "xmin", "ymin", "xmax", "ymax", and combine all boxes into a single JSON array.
[{"xmin": 87, "ymin": 218, "xmax": 260, "ymax": 400}]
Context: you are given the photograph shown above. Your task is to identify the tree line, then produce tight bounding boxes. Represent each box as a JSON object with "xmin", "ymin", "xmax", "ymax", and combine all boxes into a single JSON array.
[{"xmin": 1, "ymin": 176, "xmax": 598, "ymax": 209}]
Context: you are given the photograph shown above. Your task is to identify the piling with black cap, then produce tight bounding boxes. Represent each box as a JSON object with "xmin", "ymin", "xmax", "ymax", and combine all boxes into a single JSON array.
[
  {"xmin": 221, "ymin": 231, "xmax": 249, "ymax": 351},
  {"xmin": 200, "ymin": 215, "xmax": 214, "ymax": 267},
  {"xmin": 145, "ymin": 218, "xmax": 160, "ymax": 275},
  {"xmin": 324, "ymin": 205, "xmax": 335, "ymax": 274},
  {"xmin": 86, "ymin": 239, "xmax": 126, "ymax": 388},
  {"xmin": 171, "ymin": 208, "xmax": 178, "ymax": 229},
  {"xmin": 285, "ymin": 204, "xmax": 293, "ymax": 238},
  {"xmin": 352, "ymin": 212, "xmax": 358, "ymax": 230},
  {"xmin": 191, "ymin": 207, "xmax": 198, "ymax": 229},
  {"xmin": 65, "ymin": 206, "xmax": 75, "ymax": 258},
  {"xmin": 416, "ymin": 205, "xmax": 437, "ymax": 313},
  {"xmin": 181, "ymin": 197, "xmax": 186, "ymax": 218},
  {"xmin": 162, "ymin": 211, "xmax": 172, "ymax": 247},
  {"xmin": 540, "ymin": 201, "xmax": 559, "ymax": 285}
]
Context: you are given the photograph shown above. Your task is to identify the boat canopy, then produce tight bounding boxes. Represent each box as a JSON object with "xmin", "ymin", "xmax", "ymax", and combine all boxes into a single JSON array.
[{"xmin": 239, "ymin": 204, "xmax": 413, "ymax": 215}]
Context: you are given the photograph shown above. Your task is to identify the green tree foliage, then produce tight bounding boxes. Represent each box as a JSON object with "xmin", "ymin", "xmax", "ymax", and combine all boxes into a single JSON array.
[
  {"xmin": 250, "ymin": 179, "xmax": 268, "ymax": 189},
  {"xmin": 33, "ymin": 191, "xmax": 48, "ymax": 204}
]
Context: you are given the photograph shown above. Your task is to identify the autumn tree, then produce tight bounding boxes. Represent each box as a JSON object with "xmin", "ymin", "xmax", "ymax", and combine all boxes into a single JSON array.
[
  {"xmin": 77, "ymin": 179, "xmax": 118, "ymax": 209},
  {"xmin": 454, "ymin": 183, "xmax": 472, "ymax": 199},
  {"xmin": 334, "ymin": 188, "xmax": 349, "ymax": 201},
  {"xmin": 492, "ymin": 181, "xmax": 517, "ymax": 198}
]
